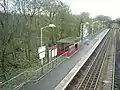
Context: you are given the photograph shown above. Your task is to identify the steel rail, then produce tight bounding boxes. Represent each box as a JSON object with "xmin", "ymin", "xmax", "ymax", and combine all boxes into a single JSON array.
[{"xmin": 76, "ymin": 31, "xmax": 111, "ymax": 90}]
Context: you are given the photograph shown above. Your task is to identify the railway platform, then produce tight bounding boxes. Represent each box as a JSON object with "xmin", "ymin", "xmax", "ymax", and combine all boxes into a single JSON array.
[{"xmin": 20, "ymin": 29, "xmax": 109, "ymax": 90}]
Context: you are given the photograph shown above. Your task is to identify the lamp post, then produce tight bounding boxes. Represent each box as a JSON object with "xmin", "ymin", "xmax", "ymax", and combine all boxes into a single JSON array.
[
  {"xmin": 102, "ymin": 21, "xmax": 106, "ymax": 28},
  {"xmin": 41, "ymin": 24, "xmax": 56, "ymax": 47},
  {"xmin": 102, "ymin": 21, "xmax": 104, "ymax": 28},
  {"xmin": 92, "ymin": 21, "xmax": 99, "ymax": 35},
  {"xmin": 40, "ymin": 24, "xmax": 56, "ymax": 66}
]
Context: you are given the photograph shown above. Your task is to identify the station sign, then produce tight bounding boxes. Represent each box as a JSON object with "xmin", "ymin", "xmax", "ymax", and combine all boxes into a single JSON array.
[
  {"xmin": 83, "ymin": 23, "xmax": 89, "ymax": 42},
  {"xmin": 38, "ymin": 46, "xmax": 46, "ymax": 59}
]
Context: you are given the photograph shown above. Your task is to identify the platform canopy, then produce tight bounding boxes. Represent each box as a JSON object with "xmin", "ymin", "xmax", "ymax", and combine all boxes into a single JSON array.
[{"xmin": 57, "ymin": 37, "xmax": 80, "ymax": 44}]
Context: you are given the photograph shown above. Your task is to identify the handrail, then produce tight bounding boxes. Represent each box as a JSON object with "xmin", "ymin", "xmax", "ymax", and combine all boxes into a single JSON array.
[{"xmin": 0, "ymin": 52, "xmax": 67, "ymax": 90}]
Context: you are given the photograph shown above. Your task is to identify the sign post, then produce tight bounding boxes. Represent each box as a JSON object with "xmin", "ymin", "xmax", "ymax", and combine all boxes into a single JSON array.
[{"xmin": 38, "ymin": 46, "xmax": 46, "ymax": 73}]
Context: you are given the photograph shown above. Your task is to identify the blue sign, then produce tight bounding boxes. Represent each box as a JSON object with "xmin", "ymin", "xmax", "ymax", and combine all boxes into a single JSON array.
[{"xmin": 83, "ymin": 23, "xmax": 89, "ymax": 43}]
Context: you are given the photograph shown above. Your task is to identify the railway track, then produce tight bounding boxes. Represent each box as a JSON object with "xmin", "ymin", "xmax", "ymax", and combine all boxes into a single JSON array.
[
  {"xmin": 114, "ymin": 29, "xmax": 120, "ymax": 90},
  {"xmin": 65, "ymin": 30, "xmax": 112, "ymax": 90}
]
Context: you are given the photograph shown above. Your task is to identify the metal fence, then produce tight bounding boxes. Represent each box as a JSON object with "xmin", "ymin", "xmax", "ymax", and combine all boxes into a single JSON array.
[{"xmin": 0, "ymin": 53, "xmax": 67, "ymax": 90}]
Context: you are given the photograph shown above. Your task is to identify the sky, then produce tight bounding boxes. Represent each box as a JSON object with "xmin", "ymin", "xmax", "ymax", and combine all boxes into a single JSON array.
[{"xmin": 60, "ymin": 0, "xmax": 120, "ymax": 19}]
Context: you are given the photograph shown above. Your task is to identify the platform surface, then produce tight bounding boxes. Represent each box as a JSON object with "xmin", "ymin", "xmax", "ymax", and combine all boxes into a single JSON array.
[{"xmin": 20, "ymin": 29, "xmax": 109, "ymax": 90}]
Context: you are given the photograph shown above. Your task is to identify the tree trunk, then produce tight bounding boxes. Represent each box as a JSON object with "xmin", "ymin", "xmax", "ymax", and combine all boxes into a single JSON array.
[
  {"xmin": 28, "ymin": 45, "xmax": 31, "ymax": 66},
  {"xmin": 1, "ymin": 50, "xmax": 6, "ymax": 80},
  {"xmin": 11, "ymin": 51, "xmax": 18, "ymax": 68}
]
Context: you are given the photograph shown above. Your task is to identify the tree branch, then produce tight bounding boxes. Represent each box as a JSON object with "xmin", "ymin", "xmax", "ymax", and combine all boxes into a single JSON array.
[{"xmin": 0, "ymin": 3, "xmax": 6, "ymax": 13}]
